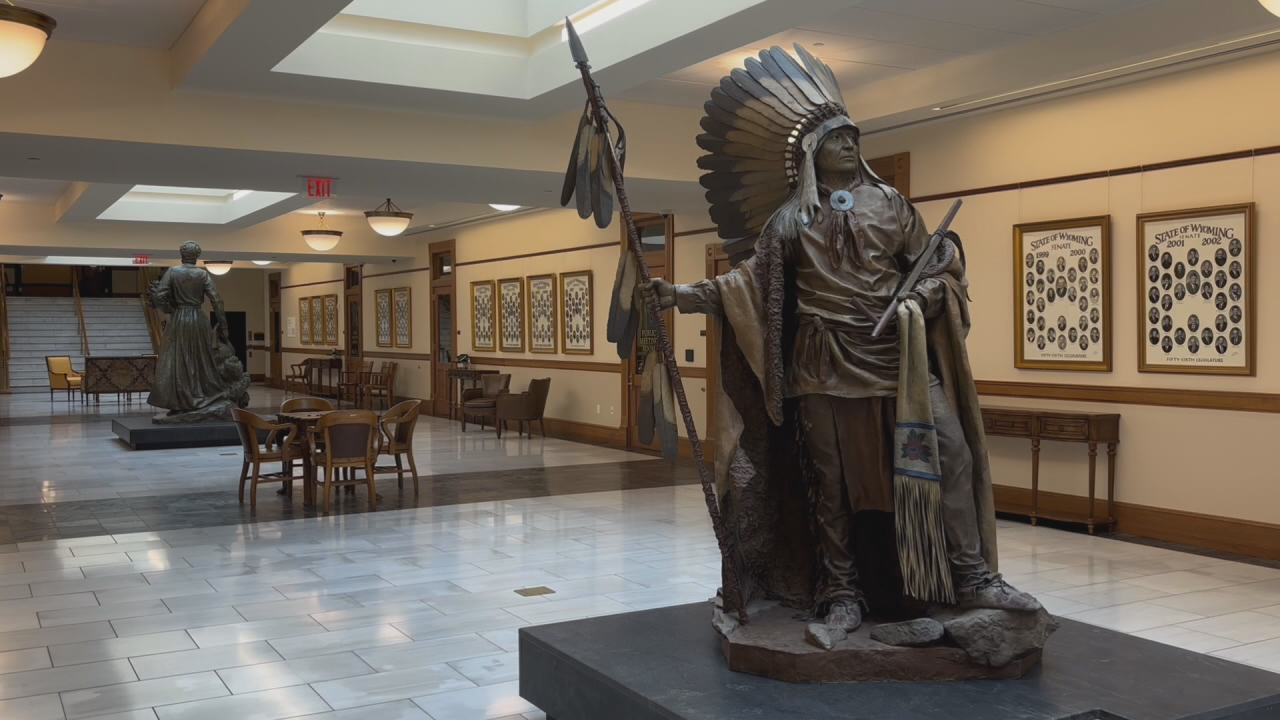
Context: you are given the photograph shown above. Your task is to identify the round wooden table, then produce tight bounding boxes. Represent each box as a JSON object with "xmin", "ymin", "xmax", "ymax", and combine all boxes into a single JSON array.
[{"xmin": 277, "ymin": 410, "xmax": 333, "ymax": 506}]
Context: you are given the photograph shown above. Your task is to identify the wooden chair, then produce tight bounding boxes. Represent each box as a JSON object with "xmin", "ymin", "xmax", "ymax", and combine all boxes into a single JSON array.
[
  {"xmin": 497, "ymin": 378, "xmax": 551, "ymax": 439},
  {"xmin": 376, "ymin": 399, "xmax": 421, "ymax": 493},
  {"xmin": 45, "ymin": 356, "xmax": 82, "ymax": 402},
  {"xmin": 337, "ymin": 360, "xmax": 372, "ymax": 408},
  {"xmin": 461, "ymin": 373, "xmax": 510, "ymax": 433},
  {"xmin": 231, "ymin": 408, "xmax": 298, "ymax": 507},
  {"xmin": 362, "ymin": 361, "xmax": 397, "ymax": 411},
  {"xmin": 285, "ymin": 360, "xmax": 312, "ymax": 396},
  {"xmin": 280, "ymin": 396, "xmax": 334, "ymax": 413},
  {"xmin": 310, "ymin": 410, "xmax": 379, "ymax": 513}
]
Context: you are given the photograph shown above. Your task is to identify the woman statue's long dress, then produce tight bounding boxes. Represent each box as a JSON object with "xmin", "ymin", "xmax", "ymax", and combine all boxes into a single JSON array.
[{"xmin": 147, "ymin": 242, "xmax": 250, "ymax": 424}]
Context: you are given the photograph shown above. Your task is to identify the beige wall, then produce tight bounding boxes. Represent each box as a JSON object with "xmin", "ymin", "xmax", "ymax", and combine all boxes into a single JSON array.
[
  {"xmin": 278, "ymin": 263, "xmax": 345, "ymax": 380},
  {"xmin": 862, "ymin": 50, "xmax": 1280, "ymax": 526},
  {"xmin": 210, "ymin": 267, "xmax": 267, "ymax": 376},
  {"xmin": 361, "ymin": 258, "xmax": 433, "ymax": 402}
]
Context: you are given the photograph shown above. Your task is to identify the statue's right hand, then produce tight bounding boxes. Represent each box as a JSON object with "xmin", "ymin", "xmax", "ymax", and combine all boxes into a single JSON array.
[{"xmin": 642, "ymin": 278, "xmax": 677, "ymax": 311}]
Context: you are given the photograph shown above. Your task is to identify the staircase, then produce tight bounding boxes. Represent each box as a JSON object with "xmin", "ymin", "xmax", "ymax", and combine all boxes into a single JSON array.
[
  {"xmin": 82, "ymin": 298, "xmax": 154, "ymax": 357},
  {"xmin": 5, "ymin": 297, "xmax": 85, "ymax": 392}
]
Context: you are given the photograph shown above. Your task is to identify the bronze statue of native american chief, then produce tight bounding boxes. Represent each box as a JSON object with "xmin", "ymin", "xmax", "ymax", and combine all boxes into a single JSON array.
[{"xmin": 559, "ymin": 23, "xmax": 1047, "ymax": 664}]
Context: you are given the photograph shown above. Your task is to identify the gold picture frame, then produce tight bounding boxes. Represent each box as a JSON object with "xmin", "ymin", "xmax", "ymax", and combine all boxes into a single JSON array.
[
  {"xmin": 559, "ymin": 270, "xmax": 594, "ymax": 355},
  {"xmin": 471, "ymin": 280, "xmax": 496, "ymax": 352},
  {"xmin": 1013, "ymin": 216, "xmax": 1112, "ymax": 372},
  {"xmin": 374, "ymin": 288, "xmax": 392, "ymax": 348},
  {"xmin": 323, "ymin": 294, "xmax": 339, "ymax": 346},
  {"xmin": 1136, "ymin": 203, "xmax": 1255, "ymax": 376},
  {"xmin": 393, "ymin": 286, "xmax": 412, "ymax": 348},
  {"xmin": 299, "ymin": 297, "xmax": 312, "ymax": 345},
  {"xmin": 310, "ymin": 297, "xmax": 324, "ymax": 347},
  {"xmin": 498, "ymin": 277, "xmax": 526, "ymax": 353},
  {"xmin": 526, "ymin": 274, "xmax": 557, "ymax": 354}
]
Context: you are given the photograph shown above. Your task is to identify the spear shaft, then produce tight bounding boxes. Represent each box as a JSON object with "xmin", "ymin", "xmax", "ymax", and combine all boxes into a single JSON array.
[{"xmin": 566, "ymin": 20, "xmax": 745, "ymax": 619}]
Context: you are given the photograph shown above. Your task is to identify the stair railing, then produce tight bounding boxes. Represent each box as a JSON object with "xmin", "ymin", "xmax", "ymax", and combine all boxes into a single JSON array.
[
  {"xmin": 0, "ymin": 264, "xmax": 9, "ymax": 393},
  {"xmin": 139, "ymin": 267, "xmax": 162, "ymax": 353},
  {"xmin": 72, "ymin": 268, "xmax": 89, "ymax": 358}
]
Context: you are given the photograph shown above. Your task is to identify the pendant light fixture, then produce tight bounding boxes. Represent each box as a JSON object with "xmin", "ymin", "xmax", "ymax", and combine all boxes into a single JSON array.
[
  {"xmin": 1263, "ymin": 0, "xmax": 1280, "ymax": 16},
  {"xmin": 203, "ymin": 261, "xmax": 233, "ymax": 275},
  {"xmin": 364, "ymin": 198, "xmax": 413, "ymax": 237},
  {"xmin": 252, "ymin": 260, "xmax": 273, "ymax": 266},
  {"xmin": 0, "ymin": 2, "xmax": 56, "ymax": 79},
  {"xmin": 302, "ymin": 211, "xmax": 342, "ymax": 252}
]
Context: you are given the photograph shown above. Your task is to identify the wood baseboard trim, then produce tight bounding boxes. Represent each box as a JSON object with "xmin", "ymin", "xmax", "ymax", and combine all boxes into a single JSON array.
[
  {"xmin": 249, "ymin": 373, "xmax": 266, "ymax": 382},
  {"xmin": 993, "ymin": 485, "xmax": 1280, "ymax": 561},
  {"xmin": 976, "ymin": 380, "xmax": 1280, "ymax": 414},
  {"xmin": 469, "ymin": 357, "xmax": 622, "ymax": 373},
  {"xmin": 364, "ymin": 351, "xmax": 432, "ymax": 361},
  {"xmin": 540, "ymin": 417, "xmax": 625, "ymax": 447}
]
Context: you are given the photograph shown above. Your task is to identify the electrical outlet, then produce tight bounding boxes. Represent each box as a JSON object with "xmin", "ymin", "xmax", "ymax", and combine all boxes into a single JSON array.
[{"xmin": 610, "ymin": 406, "xmax": 615, "ymax": 415}]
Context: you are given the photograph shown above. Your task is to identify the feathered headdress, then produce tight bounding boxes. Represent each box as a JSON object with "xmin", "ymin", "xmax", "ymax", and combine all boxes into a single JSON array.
[{"xmin": 696, "ymin": 44, "xmax": 886, "ymax": 260}]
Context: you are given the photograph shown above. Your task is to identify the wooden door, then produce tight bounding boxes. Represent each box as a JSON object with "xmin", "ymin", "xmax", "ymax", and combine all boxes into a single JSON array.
[
  {"xmin": 626, "ymin": 215, "xmax": 675, "ymax": 453},
  {"xmin": 429, "ymin": 240, "xmax": 456, "ymax": 418},
  {"xmin": 344, "ymin": 265, "xmax": 362, "ymax": 360},
  {"xmin": 268, "ymin": 272, "xmax": 282, "ymax": 388}
]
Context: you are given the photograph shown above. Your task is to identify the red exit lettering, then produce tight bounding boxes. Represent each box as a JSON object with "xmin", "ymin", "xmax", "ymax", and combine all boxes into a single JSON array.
[{"xmin": 307, "ymin": 178, "xmax": 333, "ymax": 198}]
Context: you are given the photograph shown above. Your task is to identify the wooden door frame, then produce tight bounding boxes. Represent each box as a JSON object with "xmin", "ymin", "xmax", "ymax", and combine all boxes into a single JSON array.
[
  {"xmin": 267, "ymin": 271, "xmax": 282, "ymax": 389},
  {"xmin": 343, "ymin": 264, "xmax": 362, "ymax": 361},
  {"xmin": 428, "ymin": 239, "xmax": 456, "ymax": 417},
  {"xmin": 623, "ymin": 213, "xmax": 675, "ymax": 452}
]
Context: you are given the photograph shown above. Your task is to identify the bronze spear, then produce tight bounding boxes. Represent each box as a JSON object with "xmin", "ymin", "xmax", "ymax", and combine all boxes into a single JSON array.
[{"xmin": 561, "ymin": 17, "xmax": 745, "ymax": 620}]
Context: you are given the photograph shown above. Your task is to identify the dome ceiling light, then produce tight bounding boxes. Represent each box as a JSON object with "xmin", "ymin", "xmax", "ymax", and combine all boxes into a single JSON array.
[
  {"xmin": 203, "ymin": 261, "xmax": 233, "ymax": 276},
  {"xmin": 364, "ymin": 198, "xmax": 413, "ymax": 237},
  {"xmin": 302, "ymin": 211, "xmax": 342, "ymax": 252},
  {"xmin": 1263, "ymin": 0, "xmax": 1280, "ymax": 16},
  {"xmin": 252, "ymin": 260, "xmax": 273, "ymax": 266},
  {"xmin": 489, "ymin": 204, "xmax": 521, "ymax": 212},
  {"xmin": 0, "ymin": 2, "xmax": 56, "ymax": 79}
]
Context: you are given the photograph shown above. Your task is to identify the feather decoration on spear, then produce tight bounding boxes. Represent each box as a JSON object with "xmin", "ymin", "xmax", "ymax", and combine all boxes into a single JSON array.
[{"xmin": 557, "ymin": 18, "xmax": 745, "ymax": 620}]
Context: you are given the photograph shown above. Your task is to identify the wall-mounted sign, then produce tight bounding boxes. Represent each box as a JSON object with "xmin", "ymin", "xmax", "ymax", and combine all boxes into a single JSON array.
[
  {"xmin": 306, "ymin": 177, "xmax": 333, "ymax": 198},
  {"xmin": 132, "ymin": 254, "xmax": 150, "ymax": 266}
]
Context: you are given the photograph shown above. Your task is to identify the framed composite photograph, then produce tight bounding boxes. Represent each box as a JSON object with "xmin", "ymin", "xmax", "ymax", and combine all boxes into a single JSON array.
[
  {"xmin": 526, "ymin": 274, "xmax": 557, "ymax": 354},
  {"xmin": 560, "ymin": 270, "xmax": 594, "ymax": 355},
  {"xmin": 393, "ymin": 287, "xmax": 412, "ymax": 348},
  {"xmin": 299, "ymin": 297, "xmax": 312, "ymax": 345},
  {"xmin": 498, "ymin": 277, "xmax": 526, "ymax": 353},
  {"xmin": 323, "ymin": 294, "xmax": 339, "ymax": 346},
  {"xmin": 1014, "ymin": 216, "xmax": 1112, "ymax": 372},
  {"xmin": 311, "ymin": 297, "xmax": 325, "ymax": 347},
  {"xmin": 470, "ymin": 280, "xmax": 496, "ymax": 352},
  {"xmin": 1137, "ymin": 203, "xmax": 1254, "ymax": 375},
  {"xmin": 374, "ymin": 288, "xmax": 392, "ymax": 348}
]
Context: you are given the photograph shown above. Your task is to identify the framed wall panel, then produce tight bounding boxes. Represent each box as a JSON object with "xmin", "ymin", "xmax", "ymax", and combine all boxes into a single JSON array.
[
  {"xmin": 471, "ymin": 280, "xmax": 496, "ymax": 352},
  {"xmin": 375, "ymin": 288, "xmax": 392, "ymax": 348},
  {"xmin": 1137, "ymin": 203, "xmax": 1254, "ymax": 375},
  {"xmin": 560, "ymin": 270, "xmax": 594, "ymax": 355},
  {"xmin": 1013, "ymin": 216, "xmax": 1111, "ymax": 372},
  {"xmin": 498, "ymin": 277, "xmax": 525, "ymax": 353},
  {"xmin": 299, "ymin": 297, "xmax": 312, "ymax": 345},
  {"xmin": 393, "ymin": 286, "xmax": 412, "ymax": 348},
  {"xmin": 527, "ymin": 274, "xmax": 557, "ymax": 354}
]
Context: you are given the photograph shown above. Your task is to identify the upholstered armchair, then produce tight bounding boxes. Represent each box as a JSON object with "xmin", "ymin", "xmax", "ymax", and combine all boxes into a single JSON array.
[
  {"xmin": 497, "ymin": 378, "xmax": 551, "ymax": 438},
  {"xmin": 461, "ymin": 373, "xmax": 510, "ymax": 433},
  {"xmin": 45, "ymin": 356, "xmax": 82, "ymax": 401}
]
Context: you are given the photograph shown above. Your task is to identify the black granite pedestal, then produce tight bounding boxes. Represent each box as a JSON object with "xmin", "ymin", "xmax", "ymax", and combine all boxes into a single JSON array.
[
  {"xmin": 519, "ymin": 602, "xmax": 1280, "ymax": 720},
  {"xmin": 112, "ymin": 416, "xmax": 244, "ymax": 450}
]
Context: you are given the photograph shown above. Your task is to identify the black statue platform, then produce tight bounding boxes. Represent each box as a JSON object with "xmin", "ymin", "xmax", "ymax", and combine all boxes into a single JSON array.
[
  {"xmin": 112, "ymin": 416, "xmax": 244, "ymax": 450},
  {"xmin": 519, "ymin": 602, "xmax": 1280, "ymax": 720}
]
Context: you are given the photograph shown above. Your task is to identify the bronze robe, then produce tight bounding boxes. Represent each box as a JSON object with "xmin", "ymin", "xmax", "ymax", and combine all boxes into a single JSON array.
[
  {"xmin": 148, "ymin": 264, "xmax": 242, "ymax": 420},
  {"xmin": 705, "ymin": 187, "xmax": 999, "ymax": 616}
]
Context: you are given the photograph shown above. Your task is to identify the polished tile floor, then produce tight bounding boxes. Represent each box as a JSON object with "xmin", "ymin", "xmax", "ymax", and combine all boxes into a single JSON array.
[{"xmin": 0, "ymin": 389, "xmax": 1278, "ymax": 719}]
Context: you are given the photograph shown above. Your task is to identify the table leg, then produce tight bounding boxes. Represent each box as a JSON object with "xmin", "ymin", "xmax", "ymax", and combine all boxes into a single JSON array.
[
  {"xmin": 1087, "ymin": 441, "xmax": 1098, "ymax": 535},
  {"xmin": 1107, "ymin": 442, "xmax": 1117, "ymax": 527},
  {"xmin": 1030, "ymin": 438, "xmax": 1040, "ymax": 527},
  {"xmin": 302, "ymin": 431, "xmax": 314, "ymax": 507},
  {"xmin": 448, "ymin": 375, "xmax": 456, "ymax": 421}
]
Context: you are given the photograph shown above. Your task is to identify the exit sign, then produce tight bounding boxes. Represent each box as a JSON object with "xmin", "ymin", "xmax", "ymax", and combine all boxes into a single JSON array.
[
  {"xmin": 132, "ymin": 255, "xmax": 150, "ymax": 266},
  {"xmin": 306, "ymin": 177, "xmax": 333, "ymax": 198}
]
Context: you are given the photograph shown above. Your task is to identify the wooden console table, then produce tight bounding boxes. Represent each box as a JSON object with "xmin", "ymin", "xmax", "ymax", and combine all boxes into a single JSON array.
[
  {"xmin": 981, "ymin": 406, "xmax": 1119, "ymax": 534},
  {"xmin": 446, "ymin": 367, "xmax": 498, "ymax": 421}
]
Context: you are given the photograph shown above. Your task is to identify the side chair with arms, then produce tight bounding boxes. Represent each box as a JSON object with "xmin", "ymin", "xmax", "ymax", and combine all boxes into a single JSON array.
[
  {"xmin": 336, "ymin": 360, "xmax": 372, "ymax": 408},
  {"xmin": 497, "ymin": 378, "xmax": 551, "ymax": 439},
  {"xmin": 363, "ymin": 361, "xmax": 397, "ymax": 411},
  {"xmin": 284, "ymin": 360, "xmax": 312, "ymax": 396},
  {"xmin": 461, "ymin": 373, "xmax": 510, "ymax": 433},
  {"xmin": 231, "ymin": 408, "xmax": 298, "ymax": 507},
  {"xmin": 45, "ymin": 356, "xmax": 83, "ymax": 402},
  {"xmin": 376, "ymin": 399, "xmax": 421, "ymax": 493},
  {"xmin": 310, "ymin": 409, "xmax": 379, "ymax": 514}
]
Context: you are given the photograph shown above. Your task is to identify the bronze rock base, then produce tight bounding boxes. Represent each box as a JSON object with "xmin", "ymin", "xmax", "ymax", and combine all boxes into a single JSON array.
[{"xmin": 719, "ymin": 605, "xmax": 1043, "ymax": 683}]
